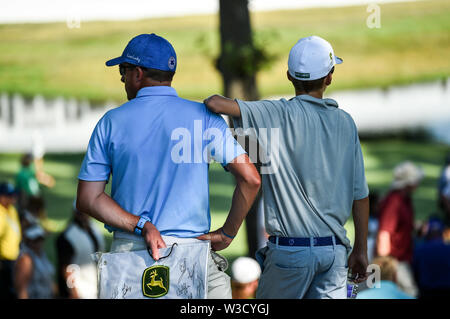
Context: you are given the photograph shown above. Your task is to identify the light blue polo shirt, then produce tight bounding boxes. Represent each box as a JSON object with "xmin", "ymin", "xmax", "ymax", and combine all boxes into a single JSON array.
[{"xmin": 78, "ymin": 86, "xmax": 245, "ymax": 237}]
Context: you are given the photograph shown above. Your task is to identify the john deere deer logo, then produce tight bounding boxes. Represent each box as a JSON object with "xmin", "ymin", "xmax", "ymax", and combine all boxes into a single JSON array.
[{"xmin": 142, "ymin": 265, "xmax": 169, "ymax": 298}]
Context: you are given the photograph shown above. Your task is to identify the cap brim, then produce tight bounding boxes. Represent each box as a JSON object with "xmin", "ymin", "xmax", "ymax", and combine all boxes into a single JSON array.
[
  {"xmin": 335, "ymin": 56, "xmax": 343, "ymax": 64},
  {"xmin": 105, "ymin": 56, "xmax": 124, "ymax": 67}
]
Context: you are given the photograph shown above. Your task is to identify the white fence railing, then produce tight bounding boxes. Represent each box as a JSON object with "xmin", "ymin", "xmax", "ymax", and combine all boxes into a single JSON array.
[
  {"xmin": 0, "ymin": 94, "xmax": 115, "ymax": 153},
  {"xmin": 0, "ymin": 77, "xmax": 449, "ymax": 153}
]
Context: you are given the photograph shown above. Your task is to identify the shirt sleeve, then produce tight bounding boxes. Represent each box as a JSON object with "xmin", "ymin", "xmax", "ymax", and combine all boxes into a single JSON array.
[
  {"xmin": 205, "ymin": 109, "xmax": 246, "ymax": 167},
  {"xmin": 232, "ymin": 99, "xmax": 281, "ymax": 132},
  {"xmin": 353, "ymin": 132, "xmax": 370, "ymax": 200},
  {"xmin": 78, "ymin": 115, "xmax": 111, "ymax": 181}
]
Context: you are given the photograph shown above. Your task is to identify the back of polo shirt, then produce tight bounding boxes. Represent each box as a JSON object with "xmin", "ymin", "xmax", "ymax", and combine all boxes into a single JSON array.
[
  {"xmin": 78, "ymin": 86, "xmax": 245, "ymax": 238},
  {"xmin": 233, "ymin": 94, "xmax": 369, "ymax": 253}
]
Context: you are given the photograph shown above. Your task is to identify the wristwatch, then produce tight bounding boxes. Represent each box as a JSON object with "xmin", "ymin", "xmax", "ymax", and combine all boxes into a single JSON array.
[{"xmin": 134, "ymin": 215, "xmax": 151, "ymax": 236}]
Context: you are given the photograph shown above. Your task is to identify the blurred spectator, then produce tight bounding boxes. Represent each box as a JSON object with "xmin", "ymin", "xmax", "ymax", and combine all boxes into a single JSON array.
[
  {"xmin": 15, "ymin": 154, "xmax": 40, "ymax": 212},
  {"xmin": 413, "ymin": 217, "xmax": 450, "ymax": 299},
  {"xmin": 438, "ymin": 153, "xmax": 450, "ymax": 242},
  {"xmin": 0, "ymin": 182, "xmax": 21, "ymax": 299},
  {"xmin": 31, "ymin": 131, "xmax": 55, "ymax": 190},
  {"xmin": 15, "ymin": 153, "xmax": 55, "ymax": 214},
  {"xmin": 56, "ymin": 200, "xmax": 105, "ymax": 299},
  {"xmin": 438, "ymin": 153, "xmax": 450, "ymax": 208},
  {"xmin": 357, "ymin": 256, "xmax": 414, "ymax": 299},
  {"xmin": 367, "ymin": 191, "xmax": 380, "ymax": 263},
  {"xmin": 231, "ymin": 257, "xmax": 261, "ymax": 299},
  {"xmin": 376, "ymin": 161, "xmax": 423, "ymax": 297},
  {"xmin": 14, "ymin": 224, "xmax": 55, "ymax": 299},
  {"xmin": 19, "ymin": 195, "xmax": 46, "ymax": 231}
]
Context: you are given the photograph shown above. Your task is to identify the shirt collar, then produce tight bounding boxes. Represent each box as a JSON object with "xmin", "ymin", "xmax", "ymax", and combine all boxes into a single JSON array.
[
  {"xmin": 136, "ymin": 86, "xmax": 178, "ymax": 98},
  {"xmin": 294, "ymin": 94, "xmax": 339, "ymax": 109}
]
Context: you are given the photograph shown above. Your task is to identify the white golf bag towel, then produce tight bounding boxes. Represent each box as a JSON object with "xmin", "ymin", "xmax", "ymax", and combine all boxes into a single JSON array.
[{"xmin": 97, "ymin": 241, "xmax": 210, "ymax": 299}]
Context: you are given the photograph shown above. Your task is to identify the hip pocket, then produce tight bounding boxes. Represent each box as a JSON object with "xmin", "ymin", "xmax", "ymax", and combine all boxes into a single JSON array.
[
  {"xmin": 258, "ymin": 263, "xmax": 310, "ymax": 299},
  {"xmin": 255, "ymin": 246, "xmax": 268, "ymax": 272}
]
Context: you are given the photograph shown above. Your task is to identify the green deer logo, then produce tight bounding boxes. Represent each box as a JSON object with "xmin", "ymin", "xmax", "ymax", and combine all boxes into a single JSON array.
[{"xmin": 142, "ymin": 265, "xmax": 169, "ymax": 298}]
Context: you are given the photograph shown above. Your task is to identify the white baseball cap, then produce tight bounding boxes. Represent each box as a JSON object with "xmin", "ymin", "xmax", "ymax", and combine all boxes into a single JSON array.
[
  {"xmin": 391, "ymin": 161, "xmax": 424, "ymax": 190},
  {"xmin": 288, "ymin": 35, "xmax": 343, "ymax": 81},
  {"xmin": 231, "ymin": 257, "xmax": 261, "ymax": 284}
]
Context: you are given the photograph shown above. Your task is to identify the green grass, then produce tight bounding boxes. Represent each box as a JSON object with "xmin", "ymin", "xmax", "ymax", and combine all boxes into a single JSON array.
[
  {"xmin": 0, "ymin": 0, "xmax": 449, "ymax": 103},
  {"xmin": 0, "ymin": 139, "xmax": 449, "ymax": 270}
]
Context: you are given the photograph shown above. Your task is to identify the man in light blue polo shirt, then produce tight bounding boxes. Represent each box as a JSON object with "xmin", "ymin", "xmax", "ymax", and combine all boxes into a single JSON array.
[
  {"xmin": 76, "ymin": 34, "xmax": 261, "ymax": 299},
  {"xmin": 204, "ymin": 35, "xmax": 370, "ymax": 299}
]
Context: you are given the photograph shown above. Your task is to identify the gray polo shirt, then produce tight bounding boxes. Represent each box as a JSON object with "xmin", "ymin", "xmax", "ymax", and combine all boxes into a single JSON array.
[{"xmin": 233, "ymin": 94, "xmax": 369, "ymax": 253}]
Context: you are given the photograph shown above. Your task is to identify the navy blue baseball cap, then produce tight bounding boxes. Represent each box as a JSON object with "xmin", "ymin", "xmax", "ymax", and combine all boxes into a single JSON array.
[
  {"xmin": 0, "ymin": 182, "xmax": 18, "ymax": 196},
  {"xmin": 105, "ymin": 33, "xmax": 177, "ymax": 72}
]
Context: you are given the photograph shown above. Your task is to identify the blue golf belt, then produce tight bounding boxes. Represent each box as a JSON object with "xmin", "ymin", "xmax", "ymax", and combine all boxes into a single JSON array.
[{"xmin": 269, "ymin": 235, "xmax": 344, "ymax": 247}]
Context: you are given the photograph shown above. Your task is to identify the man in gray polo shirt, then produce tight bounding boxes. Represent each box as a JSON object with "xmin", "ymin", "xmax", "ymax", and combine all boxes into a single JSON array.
[{"xmin": 204, "ymin": 35, "xmax": 370, "ymax": 299}]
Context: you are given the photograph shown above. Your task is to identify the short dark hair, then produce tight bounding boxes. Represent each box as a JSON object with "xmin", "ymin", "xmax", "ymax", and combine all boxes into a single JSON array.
[
  {"xmin": 290, "ymin": 66, "xmax": 334, "ymax": 93},
  {"xmin": 21, "ymin": 153, "xmax": 33, "ymax": 167},
  {"xmin": 142, "ymin": 67, "xmax": 175, "ymax": 82}
]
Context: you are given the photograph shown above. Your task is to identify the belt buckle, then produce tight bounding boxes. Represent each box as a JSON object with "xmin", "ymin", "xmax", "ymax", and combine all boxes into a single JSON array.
[{"xmin": 288, "ymin": 238, "xmax": 295, "ymax": 246}]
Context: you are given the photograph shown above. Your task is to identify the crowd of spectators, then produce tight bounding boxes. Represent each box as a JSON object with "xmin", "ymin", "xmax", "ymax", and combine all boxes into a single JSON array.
[
  {"xmin": 358, "ymin": 154, "xmax": 450, "ymax": 299},
  {"xmin": 2, "ymin": 153, "xmax": 450, "ymax": 299},
  {"xmin": 0, "ymin": 153, "xmax": 104, "ymax": 299}
]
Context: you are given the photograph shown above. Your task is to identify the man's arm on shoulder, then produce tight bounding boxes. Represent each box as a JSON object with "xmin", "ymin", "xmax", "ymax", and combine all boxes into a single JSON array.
[
  {"xmin": 76, "ymin": 180, "xmax": 166, "ymax": 260},
  {"xmin": 204, "ymin": 94, "xmax": 241, "ymax": 118},
  {"xmin": 197, "ymin": 154, "xmax": 261, "ymax": 251}
]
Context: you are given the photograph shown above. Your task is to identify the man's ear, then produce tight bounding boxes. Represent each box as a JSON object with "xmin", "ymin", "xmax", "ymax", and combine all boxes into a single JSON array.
[
  {"xmin": 135, "ymin": 67, "xmax": 145, "ymax": 82},
  {"xmin": 287, "ymin": 70, "xmax": 293, "ymax": 82},
  {"xmin": 324, "ymin": 72, "xmax": 333, "ymax": 86}
]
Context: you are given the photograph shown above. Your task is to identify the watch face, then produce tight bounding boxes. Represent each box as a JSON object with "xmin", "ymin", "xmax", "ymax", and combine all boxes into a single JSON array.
[{"xmin": 138, "ymin": 217, "xmax": 147, "ymax": 228}]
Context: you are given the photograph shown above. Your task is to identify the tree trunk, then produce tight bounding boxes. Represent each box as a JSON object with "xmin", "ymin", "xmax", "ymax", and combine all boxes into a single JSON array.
[
  {"xmin": 218, "ymin": 0, "xmax": 261, "ymax": 258},
  {"xmin": 218, "ymin": 0, "xmax": 259, "ymax": 101}
]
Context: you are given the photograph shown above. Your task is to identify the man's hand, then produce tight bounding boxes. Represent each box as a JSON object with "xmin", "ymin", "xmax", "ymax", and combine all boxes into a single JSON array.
[
  {"xmin": 196, "ymin": 154, "xmax": 260, "ymax": 253},
  {"xmin": 197, "ymin": 227, "xmax": 233, "ymax": 252},
  {"xmin": 204, "ymin": 94, "xmax": 241, "ymax": 118},
  {"xmin": 347, "ymin": 249, "xmax": 369, "ymax": 283},
  {"xmin": 142, "ymin": 222, "xmax": 167, "ymax": 261}
]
